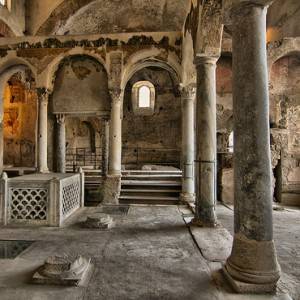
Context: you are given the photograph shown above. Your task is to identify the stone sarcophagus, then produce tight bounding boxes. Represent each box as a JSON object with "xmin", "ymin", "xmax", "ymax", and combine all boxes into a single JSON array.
[{"xmin": 0, "ymin": 172, "xmax": 84, "ymax": 227}]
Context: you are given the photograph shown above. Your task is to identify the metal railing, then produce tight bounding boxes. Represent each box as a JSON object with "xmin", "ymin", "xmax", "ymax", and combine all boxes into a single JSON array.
[
  {"xmin": 122, "ymin": 146, "xmax": 180, "ymax": 168},
  {"xmin": 66, "ymin": 147, "xmax": 102, "ymax": 171}
]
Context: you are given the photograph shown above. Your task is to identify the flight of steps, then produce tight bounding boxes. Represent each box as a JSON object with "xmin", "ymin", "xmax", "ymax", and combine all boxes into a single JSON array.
[
  {"xmin": 67, "ymin": 167, "xmax": 103, "ymax": 206},
  {"xmin": 120, "ymin": 170, "xmax": 182, "ymax": 205}
]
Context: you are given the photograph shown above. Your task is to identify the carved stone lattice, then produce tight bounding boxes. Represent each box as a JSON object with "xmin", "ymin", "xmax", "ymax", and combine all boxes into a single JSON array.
[
  {"xmin": 10, "ymin": 188, "xmax": 48, "ymax": 221},
  {"xmin": 62, "ymin": 181, "xmax": 80, "ymax": 217}
]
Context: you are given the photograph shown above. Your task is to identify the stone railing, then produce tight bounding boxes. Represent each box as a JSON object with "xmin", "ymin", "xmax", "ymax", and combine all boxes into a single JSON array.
[{"xmin": 0, "ymin": 172, "xmax": 84, "ymax": 227}]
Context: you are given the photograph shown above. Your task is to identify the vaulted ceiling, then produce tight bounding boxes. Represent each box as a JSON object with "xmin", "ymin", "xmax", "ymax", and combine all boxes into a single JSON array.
[{"xmin": 34, "ymin": 0, "xmax": 190, "ymax": 36}]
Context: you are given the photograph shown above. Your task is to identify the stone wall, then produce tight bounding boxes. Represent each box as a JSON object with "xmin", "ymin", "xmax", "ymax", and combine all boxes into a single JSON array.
[
  {"xmin": 3, "ymin": 76, "xmax": 37, "ymax": 167},
  {"xmin": 51, "ymin": 55, "xmax": 110, "ymax": 115},
  {"xmin": 122, "ymin": 67, "xmax": 181, "ymax": 168},
  {"xmin": 270, "ymin": 54, "xmax": 300, "ymax": 205}
]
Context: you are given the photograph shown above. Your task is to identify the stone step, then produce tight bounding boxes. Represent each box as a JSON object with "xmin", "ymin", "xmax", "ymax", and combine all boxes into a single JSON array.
[
  {"xmin": 121, "ymin": 188, "xmax": 181, "ymax": 193},
  {"xmin": 119, "ymin": 195, "xmax": 180, "ymax": 205},
  {"xmin": 122, "ymin": 170, "xmax": 182, "ymax": 175},
  {"xmin": 121, "ymin": 180, "xmax": 182, "ymax": 186},
  {"xmin": 122, "ymin": 174, "xmax": 181, "ymax": 180}
]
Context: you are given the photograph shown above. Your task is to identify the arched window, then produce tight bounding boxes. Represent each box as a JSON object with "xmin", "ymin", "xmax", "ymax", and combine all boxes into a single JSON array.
[
  {"xmin": 132, "ymin": 81, "xmax": 155, "ymax": 115},
  {"xmin": 228, "ymin": 131, "xmax": 234, "ymax": 153},
  {"xmin": 138, "ymin": 85, "xmax": 151, "ymax": 108}
]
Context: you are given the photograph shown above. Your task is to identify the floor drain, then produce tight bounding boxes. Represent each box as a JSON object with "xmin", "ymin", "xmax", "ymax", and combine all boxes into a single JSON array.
[{"xmin": 0, "ymin": 240, "xmax": 34, "ymax": 259}]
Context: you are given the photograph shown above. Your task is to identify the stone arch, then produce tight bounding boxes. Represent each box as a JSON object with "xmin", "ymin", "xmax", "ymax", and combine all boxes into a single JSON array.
[
  {"xmin": 0, "ymin": 19, "xmax": 16, "ymax": 37},
  {"xmin": 40, "ymin": 50, "xmax": 108, "ymax": 92},
  {"xmin": 51, "ymin": 54, "xmax": 110, "ymax": 114},
  {"xmin": 268, "ymin": 38, "xmax": 300, "ymax": 68},
  {"xmin": 122, "ymin": 55, "xmax": 181, "ymax": 91},
  {"xmin": 122, "ymin": 59, "xmax": 182, "ymax": 169},
  {"xmin": 36, "ymin": 0, "xmax": 94, "ymax": 36}
]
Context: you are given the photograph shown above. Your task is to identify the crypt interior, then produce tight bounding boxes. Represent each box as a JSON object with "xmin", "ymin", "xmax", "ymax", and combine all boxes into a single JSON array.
[{"xmin": 0, "ymin": 0, "xmax": 299, "ymax": 299}]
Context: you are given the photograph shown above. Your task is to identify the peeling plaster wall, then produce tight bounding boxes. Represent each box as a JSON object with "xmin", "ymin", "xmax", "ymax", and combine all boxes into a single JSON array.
[
  {"xmin": 0, "ymin": 0, "xmax": 25, "ymax": 36},
  {"xmin": 33, "ymin": 0, "xmax": 190, "ymax": 36},
  {"xmin": 267, "ymin": 0, "xmax": 300, "ymax": 42},
  {"xmin": 122, "ymin": 67, "xmax": 181, "ymax": 168},
  {"xmin": 216, "ymin": 56, "xmax": 234, "ymax": 204},
  {"xmin": 25, "ymin": 0, "xmax": 63, "ymax": 35},
  {"xmin": 51, "ymin": 56, "xmax": 110, "ymax": 114},
  {"xmin": 3, "ymin": 79, "xmax": 37, "ymax": 167},
  {"xmin": 270, "ymin": 54, "xmax": 300, "ymax": 205}
]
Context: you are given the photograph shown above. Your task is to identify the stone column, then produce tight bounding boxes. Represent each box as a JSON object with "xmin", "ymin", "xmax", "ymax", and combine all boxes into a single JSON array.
[
  {"xmin": 102, "ymin": 118, "xmax": 109, "ymax": 176},
  {"xmin": 192, "ymin": 56, "xmax": 218, "ymax": 227},
  {"xmin": 102, "ymin": 89, "xmax": 123, "ymax": 205},
  {"xmin": 108, "ymin": 89, "xmax": 122, "ymax": 176},
  {"xmin": 180, "ymin": 85, "xmax": 196, "ymax": 203},
  {"xmin": 37, "ymin": 88, "xmax": 50, "ymax": 173},
  {"xmin": 55, "ymin": 114, "xmax": 66, "ymax": 173},
  {"xmin": 223, "ymin": 1, "xmax": 280, "ymax": 293}
]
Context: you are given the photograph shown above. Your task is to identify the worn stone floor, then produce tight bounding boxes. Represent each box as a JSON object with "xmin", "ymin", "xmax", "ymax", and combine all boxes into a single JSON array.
[{"xmin": 0, "ymin": 205, "xmax": 296, "ymax": 300}]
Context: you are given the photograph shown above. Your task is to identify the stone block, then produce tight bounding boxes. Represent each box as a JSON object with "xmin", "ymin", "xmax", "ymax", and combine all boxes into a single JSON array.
[{"xmin": 33, "ymin": 254, "xmax": 92, "ymax": 286}]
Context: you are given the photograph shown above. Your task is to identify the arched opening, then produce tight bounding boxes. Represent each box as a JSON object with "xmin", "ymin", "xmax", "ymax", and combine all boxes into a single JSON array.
[
  {"xmin": 269, "ymin": 53, "xmax": 300, "ymax": 206},
  {"xmin": 1, "ymin": 68, "xmax": 38, "ymax": 175},
  {"xmin": 51, "ymin": 55, "xmax": 110, "ymax": 173},
  {"xmin": 138, "ymin": 85, "xmax": 151, "ymax": 108},
  {"xmin": 123, "ymin": 66, "xmax": 181, "ymax": 170}
]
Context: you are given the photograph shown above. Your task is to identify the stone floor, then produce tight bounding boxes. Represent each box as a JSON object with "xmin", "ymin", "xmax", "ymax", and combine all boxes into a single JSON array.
[
  {"xmin": 0, "ymin": 204, "xmax": 296, "ymax": 300},
  {"xmin": 217, "ymin": 204, "xmax": 300, "ymax": 300}
]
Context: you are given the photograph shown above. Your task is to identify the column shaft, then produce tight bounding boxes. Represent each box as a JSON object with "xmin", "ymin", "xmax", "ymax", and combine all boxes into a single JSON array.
[
  {"xmin": 108, "ymin": 89, "xmax": 122, "ymax": 176},
  {"xmin": 193, "ymin": 57, "xmax": 218, "ymax": 226},
  {"xmin": 180, "ymin": 85, "xmax": 195, "ymax": 202},
  {"xmin": 37, "ymin": 88, "xmax": 49, "ymax": 173},
  {"xmin": 56, "ymin": 114, "xmax": 66, "ymax": 173},
  {"xmin": 102, "ymin": 119, "xmax": 109, "ymax": 176},
  {"xmin": 224, "ymin": 3, "xmax": 280, "ymax": 293}
]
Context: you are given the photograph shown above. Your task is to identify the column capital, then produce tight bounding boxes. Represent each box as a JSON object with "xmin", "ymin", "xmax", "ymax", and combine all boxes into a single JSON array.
[
  {"xmin": 37, "ymin": 87, "xmax": 51, "ymax": 104},
  {"xmin": 109, "ymin": 88, "xmax": 124, "ymax": 104},
  {"xmin": 194, "ymin": 55, "xmax": 218, "ymax": 67},
  {"xmin": 179, "ymin": 84, "xmax": 196, "ymax": 100},
  {"xmin": 223, "ymin": 0, "xmax": 273, "ymax": 22},
  {"xmin": 55, "ymin": 114, "xmax": 66, "ymax": 125}
]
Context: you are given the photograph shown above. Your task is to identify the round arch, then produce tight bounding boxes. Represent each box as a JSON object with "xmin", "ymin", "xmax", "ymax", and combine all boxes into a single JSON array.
[
  {"xmin": 122, "ymin": 51, "xmax": 182, "ymax": 90},
  {"xmin": 268, "ymin": 38, "xmax": 300, "ymax": 68},
  {"xmin": 41, "ymin": 50, "xmax": 108, "ymax": 91}
]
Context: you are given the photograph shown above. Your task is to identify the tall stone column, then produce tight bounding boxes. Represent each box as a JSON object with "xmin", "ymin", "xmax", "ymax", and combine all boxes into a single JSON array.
[
  {"xmin": 102, "ymin": 89, "xmax": 123, "ymax": 204},
  {"xmin": 223, "ymin": 1, "xmax": 280, "ymax": 293},
  {"xmin": 37, "ymin": 88, "xmax": 50, "ymax": 173},
  {"xmin": 192, "ymin": 56, "xmax": 218, "ymax": 227},
  {"xmin": 102, "ymin": 118, "xmax": 109, "ymax": 177},
  {"xmin": 108, "ymin": 89, "xmax": 122, "ymax": 176},
  {"xmin": 55, "ymin": 114, "xmax": 66, "ymax": 173},
  {"xmin": 180, "ymin": 85, "xmax": 195, "ymax": 203}
]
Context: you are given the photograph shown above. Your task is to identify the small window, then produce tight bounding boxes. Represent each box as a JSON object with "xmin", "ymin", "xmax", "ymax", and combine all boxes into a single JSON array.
[
  {"xmin": 138, "ymin": 86, "xmax": 151, "ymax": 108},
  {"xmin": 228, "ymin": 131, "xmax": 234, "ymax": 153},
  {"xmin": 132, "ymin": 81, "xmax": 155, "ymax": 115},
  {"xmin": 0, "ymin": 0, "xmax": 5, "ymax": 6}
]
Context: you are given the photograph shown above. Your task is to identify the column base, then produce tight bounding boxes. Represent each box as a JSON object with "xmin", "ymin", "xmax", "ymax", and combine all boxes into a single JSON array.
[
  {"xmin": 223, "ymin": 233, "xmax": 280, "ymax": 293},
  {"xmin": 222, "ymin": 266, "xmax": 277, "ymax": 294},
  {"xmin": 38, "ymin": 168, "xmax": 50, "ymax": 174},
  {"xmin": 189, "ymin": 217, "xmax": 218, "ymax": 228},
  {"xmin": 102, "ymin": 175, "xmax": 121, "ymax": 205},
  {"xmin": 180, "ymin": 192, "xmax": 195, "ymax": 204}
]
